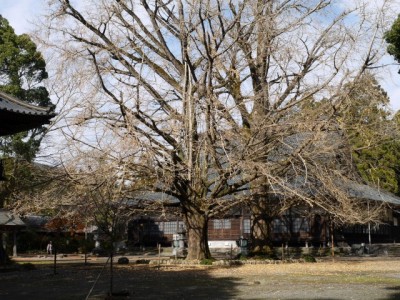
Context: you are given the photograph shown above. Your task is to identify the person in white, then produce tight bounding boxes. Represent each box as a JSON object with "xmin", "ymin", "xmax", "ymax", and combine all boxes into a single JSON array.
[{"xmin": 46, "ymin": 241, "xmax": 52, "ymax": 255}]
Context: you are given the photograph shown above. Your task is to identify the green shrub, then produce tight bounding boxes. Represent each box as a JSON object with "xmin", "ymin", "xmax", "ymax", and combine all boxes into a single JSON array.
[
  {"xmin": 237, "ymin": 254, "xmax": 248, "ymax": 260},
  {"xmin": 248, "ymin": 246, "xmax": 278, "ymax": 260},
  {"xmin": 200, "ymin": 258, "xmax": 216, "ymax": 265},
  {"xmin": 118, "ymin": 257, "xmax": 129, "ymax": 264},
  {"xmin": 302, "ymin": 254, "xmax": 316, "ymax": 262},
  {"xmin": 135, "ymin": 259, "xmax": 150, "ymax": 264}
]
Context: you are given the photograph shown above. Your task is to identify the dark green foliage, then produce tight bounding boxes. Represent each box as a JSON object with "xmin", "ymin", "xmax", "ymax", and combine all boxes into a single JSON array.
[
  {"xmin": 385, "ymin": 15, "xmax": 400, "ymax": 65},
  {"xmin": 237, "ymin": 253, "xmax": 248, "ymax": 260},
  {"xmin": 0, "ymin": 15, "xmax": 53, "ymax": 209},
  {"xmin": 200, "ymin": 258, "xmax": 216, "ymax": 265},
  {"xmin": 16, "ymin": 230, "xmax": 42, "ymax": 253},
  {"xmin": 135, "ymin": 259, "xmax": 150, "ymax": 264},
  {"xmin": 118, "ymin": 257, "xmax": 129, "ymax": 264},
  {"xmin": 58, "ymin": 238, "xmax": 80, "ymax": 253},
  {"xmin": 339, "ymin": 74, "xmax": 400, "ymax": 195},
  {"xmin": 0, "ymin": 16, "xmax": 48, "ymax": 98},
  {"xmin": 247, "ymin": 253, "xmax": 278, "ymax": 260},
  {"xmin": 302, "ymin": 254, "xmax": 316, "ymax": 263},
  {"xmin": 353, "ymin": 141, "xmax": 400, "ymax": 195},
  {"xmin": 78, "ymin": 238, "xmax": 95, "ymax": 255},
  {"xmin": 248, "ymin": 245, "xmax": 278, "ymax": 260},
  {"xmin": 0, "ymin": 15, "xmax": 52, "ymax": 162},
  {"xmin": 379, "ymin": 17, "xmax": 400, "ymax": 195}
]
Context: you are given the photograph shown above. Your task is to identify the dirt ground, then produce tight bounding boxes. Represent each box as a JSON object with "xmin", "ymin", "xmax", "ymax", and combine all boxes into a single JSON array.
[{"xmin": 1, "ymin": 256, "xmax": 400, "ymax": 299}]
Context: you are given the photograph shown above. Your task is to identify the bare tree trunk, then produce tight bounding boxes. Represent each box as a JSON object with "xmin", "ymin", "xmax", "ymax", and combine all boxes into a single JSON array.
[
  {"xmin": 183, "ymin": 207, "xmax": 211, "ymax": 260},
  {"xmin": 252, "ymin": 218, "xmax": 271, "ymax": 251},
  {"xmin": 251, "ymin": 203, "xmax": 273, "ymax": 252},
  {"xmin": 249, "ymin": 191, "xmax": 276, "ymax": 253}
]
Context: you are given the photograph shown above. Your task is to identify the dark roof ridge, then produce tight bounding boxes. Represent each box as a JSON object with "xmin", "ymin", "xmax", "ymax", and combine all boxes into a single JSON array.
[{"xmin": 0, "ymin": 91, "xmax": 55, "ymax": 116}]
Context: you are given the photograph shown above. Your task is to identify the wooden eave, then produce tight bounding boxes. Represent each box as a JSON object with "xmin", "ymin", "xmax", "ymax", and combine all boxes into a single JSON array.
[{"xmin": 0, "ymin": 91, "xmax": 56, "ymax": 136}]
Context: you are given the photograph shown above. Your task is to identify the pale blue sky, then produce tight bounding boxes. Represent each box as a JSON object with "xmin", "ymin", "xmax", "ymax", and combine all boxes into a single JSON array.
[
  {"xmin": 0, "ymin": 0, "xmax": 46, "ymax": 34},
  {"xmin": 1, "ymin": 0, "xmax": 400, "ymax": 111}
]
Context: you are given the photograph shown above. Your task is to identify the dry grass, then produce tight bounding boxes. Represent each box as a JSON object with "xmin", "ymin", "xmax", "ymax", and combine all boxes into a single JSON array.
[
  {"xmin": 211, "ymin": 258, "xmax": 400, "ymax": 277},
  {"xmin": 1, "ymin": 257, "xmax": 400, "ymax": 299}
]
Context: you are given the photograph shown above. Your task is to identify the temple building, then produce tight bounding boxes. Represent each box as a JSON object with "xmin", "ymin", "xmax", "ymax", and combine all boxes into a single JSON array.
[
  {"xmin": 0, "ymin": 91, "xmax": 55, "ymax": 137},
  {"xmin": 0, "ymin": 91, "xmax": 55, "ymax": 259}
]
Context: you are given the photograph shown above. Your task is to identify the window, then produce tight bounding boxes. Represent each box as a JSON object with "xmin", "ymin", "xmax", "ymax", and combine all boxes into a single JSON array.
[
  {"xmin": 301, "ymin": 219, "xmax": 310, "ymax": 232},
  {"xmin": 272, "ymin": 219, "xmax": 288, "ymax": 233},
  {"xmin": 293, "ymin": 218, "xmax": 302, "ymax": 233},
  {"xmin": 178, "ymin": 221, "xmax": 186, "ymax": 231},
  {"xmin": 213, "ymin": 219, "xmax": 231, "ymax": 229},
  {"xmin": 243, "ymin": 219, "xmax": 251, "ymax": 234},
  {"xmin": 163, "ymin": 221, "xmax": 178, "ymax": 234},
  {"xmin": 293, "ymin": 218, "xmax": 309, "ymax": 232}
]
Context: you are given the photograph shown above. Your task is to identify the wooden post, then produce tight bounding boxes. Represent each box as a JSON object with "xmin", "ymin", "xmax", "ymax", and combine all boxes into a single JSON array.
[
  {"xmin": 330, "ymin": 221, "xmax": 334, "ymax": 259},
  {"xmin": 158, "ymin": 243, "xmax": 161, "ymax": 270},
  {"xmin": 110, "ymin": 250, "xmax": 113, "ymax": 295},
  {"xmin": 84, "ymin": 223, "xmax": 88, "ymax": 265},
  {"xmin": 53, "ymin": 245, "xmax": 57, "ymax": 275},
  {"xmin": 13, "ymin": 231, "xmax": 17, "ymax": 257}
]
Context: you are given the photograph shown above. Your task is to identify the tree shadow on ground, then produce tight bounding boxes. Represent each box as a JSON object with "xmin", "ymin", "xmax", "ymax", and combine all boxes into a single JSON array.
[
  {"xmin": 2, "ymin": 262, "xmax": 400, "ymax": 300},
  {"xmin": 0, "ymin": 263, "xmax": 241, "ymax": 300},
  {"xmin": 384, "ymin": 286, "xmax": 400, "ymax": 300}
]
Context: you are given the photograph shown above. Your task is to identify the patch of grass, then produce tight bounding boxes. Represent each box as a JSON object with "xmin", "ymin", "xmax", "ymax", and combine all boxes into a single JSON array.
[
  {"xmin": 200, "ymin": 258, "xmax": 216, "ymax": 265},
  {"xmin": 284, "ymin": 273, "xmax": 400, "ymax": 285},
  {"xmin": 237, "ymin": 254, "xmax": 248, "ymax": 260},
  {"xmin": 334, "ymin": 275, "xmax": 400, "ymax": 285},
  {"xmin": 247, "ymin": 252, "xmax": 278, "ymax": 260},
  {"xmin": 17, "ymin": 260, "xmax": 54, "ymax": 265}
]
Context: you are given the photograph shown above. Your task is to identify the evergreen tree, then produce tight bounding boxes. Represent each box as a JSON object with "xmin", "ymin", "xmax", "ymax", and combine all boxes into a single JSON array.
[
  {"xmin": 385, "ymin": 14, "xmax": 400, "ymax": 66},
  {"xmin": 339, "ymin": 74, "xmax": 400, "ymax": 195},
  {"xmin": 0, "ymin": 15, "xmax": 51, "ymax": 162},
  {"xmin": 0, "ymin": 15, "xmax": 52, "ymax": 207}
]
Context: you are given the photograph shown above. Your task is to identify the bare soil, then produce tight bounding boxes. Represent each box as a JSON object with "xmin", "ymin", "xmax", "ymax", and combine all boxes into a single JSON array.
[{"xmin": 1, "ymin": 256, "xmax": 400, "ymax": 299}]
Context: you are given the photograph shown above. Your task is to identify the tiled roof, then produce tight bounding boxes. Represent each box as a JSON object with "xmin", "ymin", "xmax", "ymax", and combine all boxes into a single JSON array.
[
  {"xmin": 23, "ymin": 215, "xmax": 51, "ymax": 228},
  {"xmin": 283, "ymin": 174, "xmax": 400, "ymax": 204},
  {"xmin": 0, "ymin": 91, "xmax": 54, "ymax": 116},
  {"xmin": 346, "ymin": 182, "xmax": 400, "ymax": 205},
  {"xmin": 0, "ymin": 91, "xmax": 56, "ymax": 136},
  {"xmin": 0, "ymin": 210, "xmax": 26, "ymax": 227}
]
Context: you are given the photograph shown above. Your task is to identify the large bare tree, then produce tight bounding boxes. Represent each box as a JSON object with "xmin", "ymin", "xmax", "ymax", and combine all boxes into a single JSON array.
[{"xmin": 36, "ymin": 0, "xmax": 396, "ymax": 259}]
